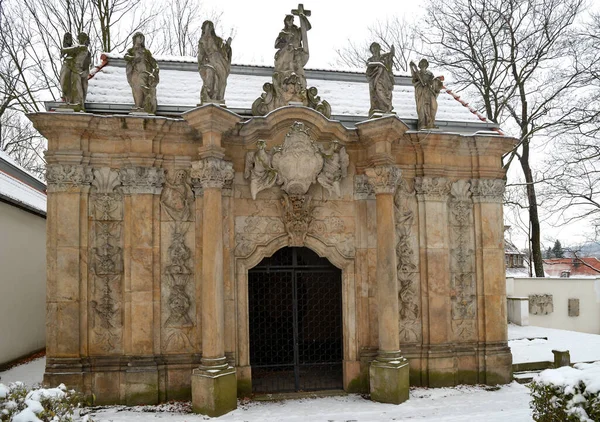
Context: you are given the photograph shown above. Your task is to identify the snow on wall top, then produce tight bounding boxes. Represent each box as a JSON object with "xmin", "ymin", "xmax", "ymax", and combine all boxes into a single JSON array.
[
  {"xmin": 87, "ymin": 55, "xmax": 488, "ymax": 125},
  {"xmin": 0, "ymin": 150, "xmax": 46, "ymax": 214}
]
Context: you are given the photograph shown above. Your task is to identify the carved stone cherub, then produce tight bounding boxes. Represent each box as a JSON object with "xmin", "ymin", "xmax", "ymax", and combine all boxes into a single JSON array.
[
  {"xmin": 244, "ymin": 140, "xmax": 278, "ymax": 200},
  {"xmin": 317, "ymin": 140, "xmax": 349, "ymax": 198},
  {"xmin": 125, "ymin": 32, "xmax": 159, "ymax": 114},
  {"xmin": 410, "ymin": 58, "xmax": 444, "ymax": 130}
]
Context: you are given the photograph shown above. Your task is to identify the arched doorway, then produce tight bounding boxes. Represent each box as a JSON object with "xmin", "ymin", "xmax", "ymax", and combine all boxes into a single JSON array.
[{"xmin": 248, "ymin": 247, "xmax": 343, "ymax": 393}]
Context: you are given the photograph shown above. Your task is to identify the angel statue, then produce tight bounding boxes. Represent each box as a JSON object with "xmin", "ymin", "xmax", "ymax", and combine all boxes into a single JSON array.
[
  {"xmin": 317, "ymin": 140, "xmax": 349, "ymax": 198},
  {"xmin": 244, "ymin": 140, "xmax": 278, "ymax": 200}
]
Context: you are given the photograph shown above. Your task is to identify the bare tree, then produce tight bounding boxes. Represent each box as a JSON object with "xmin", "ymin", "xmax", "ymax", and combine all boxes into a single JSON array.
[
  {"xmin": 333, "ymin": 16, "xmax": 420, "ymax": 72},
  {"xmin": 421, "ymin": 0, "xmax": 586, "ymax": 277}
]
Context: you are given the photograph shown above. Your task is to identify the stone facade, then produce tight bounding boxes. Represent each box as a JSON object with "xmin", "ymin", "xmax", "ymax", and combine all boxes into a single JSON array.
[{"xmin": 31, "ymin": 105, "xmax": 515, "ymax": 408}]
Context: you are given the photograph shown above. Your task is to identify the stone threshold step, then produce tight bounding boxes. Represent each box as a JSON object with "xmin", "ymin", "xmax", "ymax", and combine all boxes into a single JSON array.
[{"xmin": 253, "ymin": 390, "xmax": 348, "ymax": 401}]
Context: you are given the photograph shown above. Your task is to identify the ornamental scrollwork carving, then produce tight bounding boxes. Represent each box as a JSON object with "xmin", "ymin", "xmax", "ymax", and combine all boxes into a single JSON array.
[
  {"xmin": 449, "ymin": 180, "xmax": 476, "ymax": 340},
  {"xmin": 364, "ymin": 165, "xmax": 402, "ymax": 195},
  {"xmin": 46, "ymin": 164, "xmax": 93, "ymax": 192},
  {"xmin": 354, "ymin": 175, "xmax": 375, "ymax": 200},
  {"xmin": 415, "ymin": 176, "xmax": 451, "ymax": 201},
  {"xmin": 90, "ymin": 167, "xmax": 123, "ymax": 221},
  {"xmin": 191, "ymin": 157, "xmax": 234, "ymax": 190},
  {"xmin": 281, "ymin": 194, "xmax": 314, "ymax": 247},
  {"xmin": 120, "ymin": 167, "xmax": 165, "ymax": 195},
  {"xmin": 394, "ymin": 179, "xmax": 421, "ymax": 343},
  {"xmin": 471, "ymin": 178, "xmax": 505, "ymax": 203}
]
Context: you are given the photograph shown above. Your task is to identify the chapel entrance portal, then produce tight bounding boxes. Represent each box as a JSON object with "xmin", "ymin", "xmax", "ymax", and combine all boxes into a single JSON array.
[{"xmin": 248, "ymin": 247, "xmax": 343, "ymax": 393}]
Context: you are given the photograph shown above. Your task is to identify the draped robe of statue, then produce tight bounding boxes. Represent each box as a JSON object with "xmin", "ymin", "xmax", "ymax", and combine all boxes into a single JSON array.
[
  {"xmin": 198, "ymin": 20, "xmax": 232, "ymax": 104},
  {"xmin": 125, "ymin": 32, "xmax": 159, "ymax": 114},
  {"xmin": 60, "ymin": 32, "xmax": 91, "ymax": 109},
  {"xmin": 366, "ymin": 43, "xmax": 395, "ymax": 116},
  {"xmin": 410, "ymin": 59, "xmax": 444, "ymax": 130}
]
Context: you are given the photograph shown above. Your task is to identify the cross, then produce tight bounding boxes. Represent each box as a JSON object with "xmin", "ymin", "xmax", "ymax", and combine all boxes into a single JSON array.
[{"xmin": 291, "ymin": 4, "xmax": 311, "ymax": 17}]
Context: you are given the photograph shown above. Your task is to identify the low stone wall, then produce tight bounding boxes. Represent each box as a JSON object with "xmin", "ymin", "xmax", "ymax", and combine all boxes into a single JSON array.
[{"xmin": 506, "ymin": 277, "xmax": 600, "ymax": 334}]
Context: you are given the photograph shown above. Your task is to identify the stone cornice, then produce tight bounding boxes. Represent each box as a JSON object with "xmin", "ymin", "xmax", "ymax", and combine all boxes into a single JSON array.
[
  {"xmin": 182, "ymin": 104, "xmax": 242, "ymax": 135},
  {"xmin": 365, "ymin": 165, "xmax": 402, "ymax": 195}
]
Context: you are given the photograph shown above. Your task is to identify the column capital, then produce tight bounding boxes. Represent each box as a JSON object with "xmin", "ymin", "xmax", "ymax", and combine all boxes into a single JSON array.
[
  {"xmin": 364, "ymin": 165, "xmax": 402, "ymax": 195},
  {"xmin": 119, "ymin": 166, "xmax": 165, "ymax": 195},
  {"xmin": 415, "ymin": 176, "xmax": 451, "ymax": 201},
  {"xmin": 191, "ymin": 157, "xmax": 234, "ymax": 190},
  {"xmin": 471, "ymin": 178, "xmax": 505, "ymax": 203},
  {"xmin": 46, "ymin": 164, "xmax": 92, "ymax": 193}
]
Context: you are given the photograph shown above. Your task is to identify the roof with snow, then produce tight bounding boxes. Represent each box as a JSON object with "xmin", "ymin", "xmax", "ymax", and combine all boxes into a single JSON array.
[
  {"xmin": 543, "ymin": 258, "xmax": 600, "ymax": 277},
  {"xmin": 46, "ymin": 53, "xmax": 499, "ymax": 134},
  {"xmin": 0, "ymin": 150, "xmax": 46, "ymax": 216}
]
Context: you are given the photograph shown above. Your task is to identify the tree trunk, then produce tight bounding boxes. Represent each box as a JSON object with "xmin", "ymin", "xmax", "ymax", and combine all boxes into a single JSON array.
[{"xmin": 520, "ymin": 142, "xmax": 545, "ymax": 277}]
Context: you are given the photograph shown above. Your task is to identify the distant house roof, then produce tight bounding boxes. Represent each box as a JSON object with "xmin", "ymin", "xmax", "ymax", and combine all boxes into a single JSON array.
[
  {"xmin": 543, "ymin": 258, "xmax": 600, "ymax": 277},
  {"xmin": 0, "ymin": 150, "xmax": 46, "ymax": 217},
  {"xmin": 45, "ymin": 53, "xmax": 500, "ymax": 134}
]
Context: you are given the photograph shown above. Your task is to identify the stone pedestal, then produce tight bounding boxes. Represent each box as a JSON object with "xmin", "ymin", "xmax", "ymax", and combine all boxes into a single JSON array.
[
  {"xmin": 191, "ymin": 363, "xmax": 237, "ymax": 417},
  {"xmin": 369, "ymin": 355, "xmax": 410, "ymax": 404}
]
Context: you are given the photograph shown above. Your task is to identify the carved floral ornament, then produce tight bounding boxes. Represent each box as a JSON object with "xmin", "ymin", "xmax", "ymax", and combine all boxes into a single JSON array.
[
  {"xmin": 364, "ymin": 165, "xmax": 402, "ymax": 194},
  {"xmin": 244, "ymin": 122, "xmax": 349, "ymax": 199},
  {"xmin": 191, "ymin": 157, "xmax": 234, "ymax": 189},
  {"xmin": 120, "ymin": 167, "xmax": 165, "ymax": 195},
  {"xmin": 46, "ymin": 164, "xmax": 93, "ymax": 192}
]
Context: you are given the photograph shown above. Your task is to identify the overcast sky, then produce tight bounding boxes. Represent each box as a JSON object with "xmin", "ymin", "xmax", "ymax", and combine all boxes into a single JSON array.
[{"xmin": 200, "ymin": 0, "xmax": 424, "ymax": 68}]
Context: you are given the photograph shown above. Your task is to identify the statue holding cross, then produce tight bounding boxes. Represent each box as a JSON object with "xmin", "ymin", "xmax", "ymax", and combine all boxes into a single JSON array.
[
  {"xmin": 273, "ymin": 4, "xmax": 312, "ymax": 103},
  {"xmin": 252, "ymin": 4, "xmax": 331, "ymax": 118}
]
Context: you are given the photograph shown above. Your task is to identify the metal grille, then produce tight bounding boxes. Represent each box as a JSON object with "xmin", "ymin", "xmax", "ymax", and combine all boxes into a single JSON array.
[{"xmin": 248, "ymin": 247, "xmax": 343, "ymax": 393}]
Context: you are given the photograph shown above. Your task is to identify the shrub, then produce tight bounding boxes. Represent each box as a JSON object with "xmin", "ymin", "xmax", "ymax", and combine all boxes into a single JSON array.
[
  {"xmin": 0, "ymin": 382, "xmax": 93, "ymax": 422},
  {"xmin": 529, "ymin": 362, "xmax": 600, "ymax": 422}
]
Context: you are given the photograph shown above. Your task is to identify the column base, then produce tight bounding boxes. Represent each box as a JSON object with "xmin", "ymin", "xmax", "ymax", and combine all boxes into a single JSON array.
[
  {"xmin": 369, "ymin": 352, "xmax": 410, "ymax": 405},
  {"xmin": 191, "ymin": 364, "xmax": 237, "ymax": 417}
]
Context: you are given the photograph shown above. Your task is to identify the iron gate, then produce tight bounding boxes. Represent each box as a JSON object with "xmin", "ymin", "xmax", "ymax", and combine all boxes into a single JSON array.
[{"xmin": 248, "ymin": 247, "xmax": 343, "ymax": 393}]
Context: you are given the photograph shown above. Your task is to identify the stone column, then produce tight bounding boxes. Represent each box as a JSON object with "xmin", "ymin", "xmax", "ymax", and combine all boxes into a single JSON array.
[
  {"xmin": 190, "ymin": 156, "xmax": 236, "ymax": 417},
  {"xmin": 365, "ymin": 165, "xmax": 409, "ymax": 404}
]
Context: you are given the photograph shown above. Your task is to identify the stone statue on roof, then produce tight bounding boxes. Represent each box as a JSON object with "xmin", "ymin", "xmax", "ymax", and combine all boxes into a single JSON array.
[
  {"xmin": 366, "ymin": 42, "xmax": 395, "ymax": 117},
  {"xmin": 252, "ymin": 4, "xmax": 331, "ymax": 118},
  {"xmin": 124, "ymin": 32, "xmax": 159, "ymax": 114},
  {"xmin": 410, "ymin": 58, "xmax": 444, "ymax": 130},
  {"xmin": 198, "ymin": 20, "xmax": 232, "ymax": 105},
  {"xmin": 60, "ymin": 31, "xmax": 91, "ymax": 111}
]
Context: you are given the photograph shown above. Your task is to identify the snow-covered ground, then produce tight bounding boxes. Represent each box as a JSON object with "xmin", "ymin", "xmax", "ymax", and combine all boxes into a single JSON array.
[
  {"xmin": 508, "ymin": 324, "xmax": 600, "ymax": 364},
  {"xmin": 3, "ymin": 324, "xmax": 600, "ymax": 421}
]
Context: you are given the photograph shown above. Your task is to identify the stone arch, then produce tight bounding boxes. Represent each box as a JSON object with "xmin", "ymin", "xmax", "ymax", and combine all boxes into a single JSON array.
[{"xmin": 234, "ymin": 233, "xmax": 357, "ymax": 390}]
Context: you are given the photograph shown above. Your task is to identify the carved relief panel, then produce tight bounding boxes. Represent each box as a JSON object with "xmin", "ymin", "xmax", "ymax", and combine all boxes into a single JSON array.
[
  {"xmin": 160, "ymin": 169, "xmax": 196, "ymax": 353},
  {"xmin": 395, "ymin": 179, "xmax": 422, "ymax": 343},
  {"xmin": 448, "ymin": 180, "xmax": 477, "ymax": 341},
  {"xmin": 89, "ymin": 167, "xmax": 124, "ymax": 354}
]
